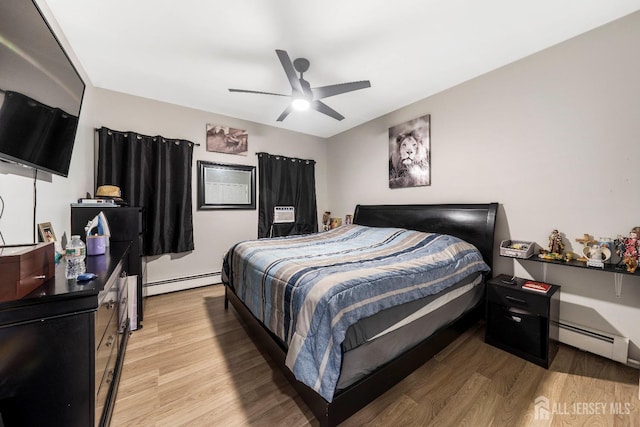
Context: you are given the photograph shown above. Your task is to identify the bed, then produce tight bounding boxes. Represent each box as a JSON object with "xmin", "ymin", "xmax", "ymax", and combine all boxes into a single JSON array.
[{"xmin": 222, "ymin": 203, "xmax": 498, "ymax": 426}]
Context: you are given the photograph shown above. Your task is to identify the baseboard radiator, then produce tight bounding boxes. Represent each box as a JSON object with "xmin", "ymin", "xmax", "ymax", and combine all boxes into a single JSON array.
[
  {"xmin": 558, "ymin": 321, "xmax": 630, "ymax": 365},
  {"xmin": 144, "ymin": 271, "xmax": 222, "ymax": 296}
]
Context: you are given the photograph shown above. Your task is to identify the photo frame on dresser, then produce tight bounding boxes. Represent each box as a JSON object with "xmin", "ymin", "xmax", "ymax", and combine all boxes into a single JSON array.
[{"xmin": 37, "ymin": 222, "xmax": 57, "ymax": 243}]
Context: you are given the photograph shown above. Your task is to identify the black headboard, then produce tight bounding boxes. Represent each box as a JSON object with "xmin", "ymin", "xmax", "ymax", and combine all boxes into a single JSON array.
[{"xmin": 353, "ymin": 203, "xmax": 499, "ymax": 269}]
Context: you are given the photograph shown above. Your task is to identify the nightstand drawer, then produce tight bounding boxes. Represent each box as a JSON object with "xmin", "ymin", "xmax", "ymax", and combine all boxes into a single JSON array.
[
  {"xmin": 486, "ymin": 285, "xmax": 549, "ymax": 316},
  {"xmin": 487, "ymin": 303, "xmax": 545, "ymax": 359}
]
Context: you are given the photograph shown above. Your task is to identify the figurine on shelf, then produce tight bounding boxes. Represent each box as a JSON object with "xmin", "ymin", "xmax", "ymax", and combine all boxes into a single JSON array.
[
  {"xmin": 538, "ymin": 229, "xmax": 567, "ymax": 261},
  {"xmin": 583, "ymin": 242, "xmax": 611, "ymax": 267},
  {"xmin": 575, "ymin": 233, "xmax": 596, "ymax": 262},
  {"xmin": 322, "ymin": 211, "xmax": 331, "ymax": 232},
  {"xmin": 538, "ymin": 252, "xmax": 564, "ymax": 261},
  {"xmin": 548, "ymin": 229, "xmax": 565, "ymax": 255},
  {"xmin": 617, "ymin": 227, "xmax": 640, "ymax": 273}
]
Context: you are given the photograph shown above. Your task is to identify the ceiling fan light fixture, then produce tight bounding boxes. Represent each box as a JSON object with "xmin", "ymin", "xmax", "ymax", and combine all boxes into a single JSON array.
[
  {"xmin": 292, "ymin": 98, "xmax": 310, "ymax": 111},
  {"xmin": 229, "ymin": 49, "xmax": 371, "ymax": 121}
]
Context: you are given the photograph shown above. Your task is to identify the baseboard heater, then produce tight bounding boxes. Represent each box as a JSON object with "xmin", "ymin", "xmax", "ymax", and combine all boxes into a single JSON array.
[
  {"xmin": 144, "ymin": 271, "xmax": 222, "ymax": 296},
  {"xmin": 558, "ymin": 320, "xmax": 632, "ymax": 365}
]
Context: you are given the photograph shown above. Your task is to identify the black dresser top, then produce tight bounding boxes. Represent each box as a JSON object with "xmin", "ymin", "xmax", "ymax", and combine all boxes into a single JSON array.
[{"xmin": 0, "ymin": 242, "xmax": 129, "ymax": 326}]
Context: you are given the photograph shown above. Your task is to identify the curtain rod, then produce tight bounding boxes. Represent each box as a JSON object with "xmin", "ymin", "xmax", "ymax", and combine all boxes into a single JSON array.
[
  {"xmin": 256, "ymin": 152, "xmax": 316, "ymax": 164},
  {"xmin": 94, "ymin": 127, "xmax": 200, "ymax": 146}
]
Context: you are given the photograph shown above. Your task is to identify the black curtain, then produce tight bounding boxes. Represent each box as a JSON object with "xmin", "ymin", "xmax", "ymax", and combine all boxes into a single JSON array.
[
  {"xmin": 257, "ymin": 152, "xmax": 318, "ymax": 238},
  {"xmin": 96, "ymin": 127, "xmax": 195, "ymax": 255}
]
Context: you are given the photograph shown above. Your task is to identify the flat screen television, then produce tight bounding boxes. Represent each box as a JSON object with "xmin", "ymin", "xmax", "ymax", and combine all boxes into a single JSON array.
[{"xmin": 0, "ymin": 0, "xmax": 85, "ymax": 177}]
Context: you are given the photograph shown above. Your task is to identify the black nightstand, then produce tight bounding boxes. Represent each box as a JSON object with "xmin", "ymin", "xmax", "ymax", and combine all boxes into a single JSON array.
[{"xmin": 485, "ymin": 274, "xmax": 560, "ymax": 368}]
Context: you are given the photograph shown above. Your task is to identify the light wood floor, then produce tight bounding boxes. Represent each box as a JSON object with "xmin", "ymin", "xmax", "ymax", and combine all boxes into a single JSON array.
[{"xmin": 111, "ymin": 284, "xmax": 639, "ymax": 426}]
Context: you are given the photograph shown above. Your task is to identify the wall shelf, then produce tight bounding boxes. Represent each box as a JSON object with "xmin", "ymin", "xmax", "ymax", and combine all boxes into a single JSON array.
[{"xmin": 503, "ymin": 255, "xmax": 640, "ymax": 298}]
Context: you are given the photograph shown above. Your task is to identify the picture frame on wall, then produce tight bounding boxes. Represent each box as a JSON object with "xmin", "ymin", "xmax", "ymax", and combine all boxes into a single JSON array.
[
  {"xmin": 388, "ymin": 114, "xmax": 431, "ymax": 188},
  {"xmin": 37, "ymin": 222, "xmax": 56, "ymax": 243},
  {"xmin": 206, "ymin": 124, "xmax": 248, "ymax": 156}
]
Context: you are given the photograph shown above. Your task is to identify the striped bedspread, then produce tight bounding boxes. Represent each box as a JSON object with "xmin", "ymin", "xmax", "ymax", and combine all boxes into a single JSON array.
[{"xmin": 223, "ymin": 224, "xmax": 490, "ymax": 401}]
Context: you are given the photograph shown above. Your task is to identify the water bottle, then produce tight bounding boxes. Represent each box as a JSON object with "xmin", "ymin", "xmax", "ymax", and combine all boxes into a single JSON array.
[{"xmin": 65, "ymin": 235, "xmax": 86, "ymax": 279}]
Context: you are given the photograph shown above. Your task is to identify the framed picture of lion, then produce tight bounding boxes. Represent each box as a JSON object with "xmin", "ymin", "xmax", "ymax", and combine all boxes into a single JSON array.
[{"xmin": 389, "ymin": 114, "xmax": 430, "ymax": 188}]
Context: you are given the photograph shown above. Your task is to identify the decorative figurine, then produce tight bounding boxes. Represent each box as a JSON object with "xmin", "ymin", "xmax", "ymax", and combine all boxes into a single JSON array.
[
  {"xmin": 583, "ymin": 242, "xmax": 611, "ymax": 268},
  {"xmin": 575, "ymin": 233, "xmax": 595, "ymax": 262},
  {"xmin": 617, "ymin": 227, "xmax": 640, "ymax": 273},
  {"xmin": 330, "ymin": 217, "xmax": 342, "ymax": 229},
  {"xmin": 548, "ymin": 229, "xmax": 565, "ymax": 255},
  {"xmin": 322, "ymin": 211, "xmax": 331, "ymax": 231},
  {"xmin": 538, "ymin": 229, "xmax": 567, "ymax": 261}
]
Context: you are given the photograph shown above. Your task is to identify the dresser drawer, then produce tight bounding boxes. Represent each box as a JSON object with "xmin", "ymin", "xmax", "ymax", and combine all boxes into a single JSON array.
[
  {"xmin": 95, "ymin": 309, "xmax": 117, "ymax": 393},
  {"xmin": 95, "ymin": 292, "xmax": 117, "ymax": 351},
  {"xmin": 118, "ymin": 272, "xmax": 128, "ymax": 334},
  {"xmin": 486, "ymin": 284, "xmax": 549, "ymax": 317},
  {"xmin": 95, "ymin": 346, "xmax": 117, "ymax": 426}
]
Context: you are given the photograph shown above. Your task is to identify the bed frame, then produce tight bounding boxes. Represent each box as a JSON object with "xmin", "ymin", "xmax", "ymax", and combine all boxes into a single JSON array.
[{"xmin": 224, "ymin": 203, "xmax": 498, "ymax": 426}]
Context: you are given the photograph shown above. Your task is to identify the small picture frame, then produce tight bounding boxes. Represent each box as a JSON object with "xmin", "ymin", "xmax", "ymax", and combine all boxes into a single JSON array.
[{"xmin": 38, "ymin": 222, "xmax": 56, "ymax": 243}]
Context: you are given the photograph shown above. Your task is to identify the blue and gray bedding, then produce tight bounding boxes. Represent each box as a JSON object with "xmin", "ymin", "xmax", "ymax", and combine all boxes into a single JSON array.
[{"xmin": 222, "ymin": 224, "xmax": 490, "ymax": 402}]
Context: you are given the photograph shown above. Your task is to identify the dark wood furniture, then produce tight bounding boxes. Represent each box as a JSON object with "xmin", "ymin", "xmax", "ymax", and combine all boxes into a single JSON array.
[
  {"xmin": 0, "ymin": 242, "xmax": 55, "ymax": 301},
  {"xmin": 224, "ymin": 203, "xmax": 498, "ymax": 426},
  {"xmin": 72, "ymin": 205, "xmax": 145, "ymax": 329},
  {"xmin": 485, "ymin": 274, "xmax": 560, "ymax": 368},
  {"xmin": 0, "ymin": 243, "xmax": 130, "ymax": 427}
]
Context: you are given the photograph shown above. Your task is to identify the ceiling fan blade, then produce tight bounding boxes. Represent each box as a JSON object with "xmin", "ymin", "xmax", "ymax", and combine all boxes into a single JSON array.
[
  {"xmin": 276, "ymin": 49, "xmax": 303, "ymax": 94},
  {"xmin": 311, "ymin": 100, "xmax": 344, "ymax": 121},
  {"xmin": 229, "ymin": 88, "xmax": 288, "ymax": 97},
  {"xmin": 312, "ymin": 80, "xmax": 371, "ymax": 100},
  {"xmin": 276, "ymin": 105, "xmax": 294, "ymax": 122}
]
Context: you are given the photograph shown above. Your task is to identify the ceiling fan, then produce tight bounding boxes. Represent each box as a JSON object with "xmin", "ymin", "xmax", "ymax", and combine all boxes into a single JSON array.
[{"xmin": 229, "ymin": 49, "xmax": 371, "ymax": 122}]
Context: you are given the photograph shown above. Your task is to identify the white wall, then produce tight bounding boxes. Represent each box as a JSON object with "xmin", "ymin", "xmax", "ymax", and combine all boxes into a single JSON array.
[{"xmin": 326, "ymin": 12, "xmax": 640, "ymax": 362}]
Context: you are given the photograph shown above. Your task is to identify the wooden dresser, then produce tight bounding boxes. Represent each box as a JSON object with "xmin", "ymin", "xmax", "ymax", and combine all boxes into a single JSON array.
[{"xmin": 0, "ymin": 243, "xmax": 130, "ymax": 426}]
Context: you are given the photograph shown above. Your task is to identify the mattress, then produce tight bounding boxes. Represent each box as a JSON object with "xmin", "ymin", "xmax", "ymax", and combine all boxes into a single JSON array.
[
  {"xmin": 337, "ymin": 274, "xmax": 484, "ymax": 390},
  {"xmin": 341, "ymin": 272, "xmax": 482, "ymax": 351}
]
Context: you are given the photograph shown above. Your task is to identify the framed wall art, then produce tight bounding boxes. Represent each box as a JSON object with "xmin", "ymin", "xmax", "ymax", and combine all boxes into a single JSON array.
[
  {"xmin": 388, "ymin": 114, "xmax": 430, "ymax": 188},
  {"xmin": 197, "ymin": 161, "xmax": 256, "ymax": 210},
  {"xmin": 206, "ymin": 124, "xmax": 248, "ymax": 156}
]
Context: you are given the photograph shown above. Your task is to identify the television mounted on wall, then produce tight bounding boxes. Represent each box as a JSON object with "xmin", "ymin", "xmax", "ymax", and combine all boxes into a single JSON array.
[{"xmin": 0, "ymin": 0, "xmax": 86, "ymax": 177}]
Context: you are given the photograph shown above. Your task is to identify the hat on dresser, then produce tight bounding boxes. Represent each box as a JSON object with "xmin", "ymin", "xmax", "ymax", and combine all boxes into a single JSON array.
[{"xmin": 95, "ymin": 185, "xmax": 123, "ymax": 201}]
